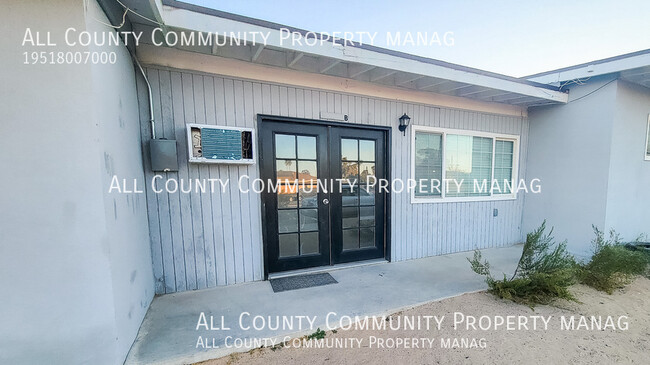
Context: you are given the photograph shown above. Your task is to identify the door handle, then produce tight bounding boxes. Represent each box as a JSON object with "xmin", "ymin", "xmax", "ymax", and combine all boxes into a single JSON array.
[{"xmin": 322, "ymin": 198, "xmax": 329, "ymax": 205}]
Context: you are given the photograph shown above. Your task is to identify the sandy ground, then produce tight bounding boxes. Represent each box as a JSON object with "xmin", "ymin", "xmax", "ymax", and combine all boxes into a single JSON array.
[{"xmin": 198, "ymin": 277, "xmax": 650, "ymax": 365}]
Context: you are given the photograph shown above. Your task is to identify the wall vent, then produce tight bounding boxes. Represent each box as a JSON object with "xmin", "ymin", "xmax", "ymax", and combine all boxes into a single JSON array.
[{"xmin": 186, "ymin": 124, "xmax": 256, "ymax": 164}]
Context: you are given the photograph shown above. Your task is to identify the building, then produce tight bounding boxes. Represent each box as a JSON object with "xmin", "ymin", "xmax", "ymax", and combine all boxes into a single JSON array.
[
  {"xmin": 523, "ymin": 51, "xmax": 650, "ymax": 257},
  {"xmin": 1, "ymin": 0, "xmax": 648, "ymax": 364}
]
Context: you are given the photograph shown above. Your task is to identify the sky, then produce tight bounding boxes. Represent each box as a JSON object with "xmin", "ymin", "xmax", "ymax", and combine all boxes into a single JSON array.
[{"xmin": 188, "ymin": 0, "xmax": 650, "ymax": 77}]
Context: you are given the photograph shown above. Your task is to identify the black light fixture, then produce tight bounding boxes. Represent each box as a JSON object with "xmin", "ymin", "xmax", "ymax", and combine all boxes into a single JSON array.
[{"xmin": 398, "ymin": 113, "xmax": 411, "ymax": 136}]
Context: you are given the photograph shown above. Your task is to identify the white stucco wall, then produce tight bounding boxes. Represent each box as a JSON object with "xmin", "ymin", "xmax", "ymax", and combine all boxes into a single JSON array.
[
  {"xmin": 523, "ymin": 77, "xmax": 618, "ymax": 258},
  {"xmin": 0, "ymin": 0, "xmax": 153, "ymax": 363},
  {"xmin": 604, "ymin": 80, "xmax": 650, "ymax": 241},
  {"xmin": 85, "ymin": 0, "xmax": 156, "ymax": 360}
]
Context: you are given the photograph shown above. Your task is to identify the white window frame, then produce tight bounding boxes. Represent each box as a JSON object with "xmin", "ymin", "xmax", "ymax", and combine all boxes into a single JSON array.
[
  {"xmin": 645, "ymin": 114, "xmax": 650, "ymax": 161},
  {"xmin": 410, "ymin": 125, "xmax": 520, "ymax": 204}
]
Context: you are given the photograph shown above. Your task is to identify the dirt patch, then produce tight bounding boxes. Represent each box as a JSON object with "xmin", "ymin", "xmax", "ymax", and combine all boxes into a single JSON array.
[{"xmin": 197, "ymin": 277, "xmax": 650, "ymax": 364}]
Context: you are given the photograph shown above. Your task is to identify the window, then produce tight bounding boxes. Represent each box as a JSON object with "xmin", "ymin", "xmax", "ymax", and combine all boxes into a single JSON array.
[
  {"xmin": 445, "ymin": 135, "xmax": 493, "ymax": 197},
  {"xmin": 412, "ymin": 126, "xmax": 519, "ymax": 202},
  {"xmin": 494, "ymin": 140, "xmax": 515, "ymax": 194},
  {"xmin": 413, "ymin": 132, "xmax": 442, "ymax": 197},
  {"xmin": 645, "ymin": 115, "xmax": 650, "ymax": 161}
]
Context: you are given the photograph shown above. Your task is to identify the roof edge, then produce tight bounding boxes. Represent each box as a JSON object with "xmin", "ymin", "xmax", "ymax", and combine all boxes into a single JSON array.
[
  {"xmin": 161, "ymin": 0, "xmax": 561, "ymax": 92},
  {"xmin": 524, "ymin": 48, "xmax": 650, "ymax": 79}
]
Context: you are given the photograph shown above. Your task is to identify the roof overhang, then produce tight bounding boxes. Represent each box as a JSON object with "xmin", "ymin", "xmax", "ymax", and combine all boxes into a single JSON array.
[
  {"xmin": 526, "ymin": 49, "xmax": 650, "ymax": 90},
  {"xmin": 119, "ymin": 0, "xmax": 569, "ymax": 108}
]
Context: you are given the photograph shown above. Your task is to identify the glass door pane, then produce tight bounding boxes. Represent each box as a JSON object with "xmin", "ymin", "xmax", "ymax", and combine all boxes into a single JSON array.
[
  {"xmin": 260, "ymin": 121, "xmax": 330, "ymax": 273},
  {"xmin": 275, "ymin": 133, "xmax": 320, "ymax": 258},
  {"xmin": 330, "ymin": 128, "xmax": 386, "ymax": 264}
]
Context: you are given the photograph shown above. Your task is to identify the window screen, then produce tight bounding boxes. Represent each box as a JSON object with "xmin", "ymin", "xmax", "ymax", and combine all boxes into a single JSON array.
[
  {"xmin": 494, "ymin": 140, "xmax": 515, "ymax": 194},
  {"xmin": 445, "ymin": 135, "xmax": 493, "ymax": 197},
  {"xmin": 414, "ymin": 132, "xmax": 442, "ymax": 197}
]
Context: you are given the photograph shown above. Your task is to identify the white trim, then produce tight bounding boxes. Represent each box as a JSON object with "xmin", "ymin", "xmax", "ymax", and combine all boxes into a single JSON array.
[
  {"xmin": 158, "ymin": 5, "xmax": 568, "ymax": 103},
  {"xmin": 645, "ymin": 114, "xmax": 650, "ymax": 161},
  {"xmin": 441, "ymin": 132, "xmax": 447, "ymax": 199},
  {"xmin": 410, "ymin": 125, "xmax": 520, "ymax": 204},
  {"xmin": 490, "ymin": 137, "xmax": 496, "ymax": 191},
  {"xmin": 186, "ymin": 123, "xmax": 257, "ymax": 165},
  {"xmin": 137, "ymin": 44, "xmax": 528, "ymax": 118},
  {"xmin": 527, "ymin": 52, "xmax": 650, "ymax": 85},
  {"xmin": 411, "ymin": 125, "xmax": 520, "ymax": 140}
]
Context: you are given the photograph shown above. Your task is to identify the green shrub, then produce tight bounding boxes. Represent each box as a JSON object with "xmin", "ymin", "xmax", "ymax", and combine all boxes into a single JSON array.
[
  {"xmin": 628, "ymin": 233, "xmax": 650, "ymax": 278},
  {"xmin": 468, "ymin": 220, "xmax": 577, "ymax": 307},
  {"xmin": 577, "ymin": 226, "xmax": 649, "ymax": 294},
  {"xmin": 307, "ymin": 328, "xmax": 326, "ymax": 340},
  {"xmin": 487, "ymin": 271, "xmax": 576, "ymax": 306}
]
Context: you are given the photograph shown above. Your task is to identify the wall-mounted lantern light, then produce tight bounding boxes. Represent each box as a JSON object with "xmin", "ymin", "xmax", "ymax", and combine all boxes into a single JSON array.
[{"xmin": 398, "ymin": 113, "xmax": 411, "ymax": 136}]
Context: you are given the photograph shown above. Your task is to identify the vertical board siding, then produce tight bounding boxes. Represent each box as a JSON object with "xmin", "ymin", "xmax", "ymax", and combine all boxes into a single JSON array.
[{"xmin": 140, "ymin": 66, "xmax": 529, "ymax": 294}]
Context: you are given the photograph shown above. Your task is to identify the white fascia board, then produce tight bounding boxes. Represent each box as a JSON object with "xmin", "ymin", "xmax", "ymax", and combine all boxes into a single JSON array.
[
  {"xmin": 159, "ymin": 5, "xmax": 568, "ymax": 103},
  {"xmin": 150, "ymin": 0, "xmax": 165, "ymax": 23},
  {"xmin": 528, "ymin": 52, "xmax": 650, "ymax": 85}
]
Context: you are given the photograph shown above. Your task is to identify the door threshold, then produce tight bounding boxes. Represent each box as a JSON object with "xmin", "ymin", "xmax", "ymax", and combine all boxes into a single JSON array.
[{"xmin": 268, "ymin": 258, "xmax": 388, "ymax": 280}]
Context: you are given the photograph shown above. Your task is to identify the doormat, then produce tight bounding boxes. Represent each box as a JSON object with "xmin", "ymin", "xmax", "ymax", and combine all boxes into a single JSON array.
[{"xmin": 270, "ymin": 273, "xmax": 338, "ymax": 293}]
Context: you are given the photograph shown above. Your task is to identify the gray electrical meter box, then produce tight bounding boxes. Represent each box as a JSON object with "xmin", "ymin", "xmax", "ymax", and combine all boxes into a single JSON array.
[{"xmin": 150, "ymin": 139, "xmax": 179, "ymax": 172}]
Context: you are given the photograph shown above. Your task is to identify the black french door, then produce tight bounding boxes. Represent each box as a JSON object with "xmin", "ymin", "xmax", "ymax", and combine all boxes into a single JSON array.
[{"xmin": 259, "ymin": 117, "xmax": 388, "ymax": 274}]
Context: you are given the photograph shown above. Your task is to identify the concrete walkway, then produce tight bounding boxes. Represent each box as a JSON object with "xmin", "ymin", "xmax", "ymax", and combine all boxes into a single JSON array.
[{"xmin": 125, "ymin": 245, "xmax": 522, "ymax": 365}]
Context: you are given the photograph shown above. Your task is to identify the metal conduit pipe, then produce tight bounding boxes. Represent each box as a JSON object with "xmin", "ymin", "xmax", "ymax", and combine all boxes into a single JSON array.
[{"xmin": 127, "ymin": 46, "xmax": 156, "ymax": 139}]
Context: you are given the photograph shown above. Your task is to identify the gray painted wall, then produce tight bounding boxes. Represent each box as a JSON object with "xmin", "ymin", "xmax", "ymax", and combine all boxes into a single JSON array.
[
  {"xmin": 139, "ymin": 65, "xmax": 530, "ymax": 294},
  {"xmin": 0, "ymin": 0, "xmax": 153, "ymax": 364},
  {"xmin": 86, "ymin": 0, "xmax": 156, "ymax": 361},
  {"xmin": 605, "ymin": 80, "xmax": 650, "ymax": 240},
  {"xmin": 524, "ymin": 77, "xmax": 617, "ymax": 257},
  {"xmin": 524, "ymin": 77, "xmax": 649, "ymax": 258}
]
